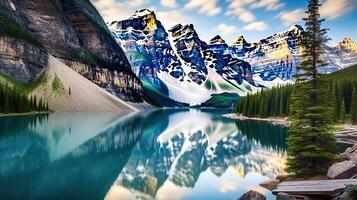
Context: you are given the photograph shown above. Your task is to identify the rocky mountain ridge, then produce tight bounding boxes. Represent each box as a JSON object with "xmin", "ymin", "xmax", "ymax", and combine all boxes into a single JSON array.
[
  {"xmin": 109, "ymin": 9, "xmax": 255, "ymax": 106},
  {"xmin": 109, "ymin": 9, "xmax": 357, "ymax": 106},
  {"xmin": 0, "ymin": 0, "xmax": 143, "ymax": 104}
]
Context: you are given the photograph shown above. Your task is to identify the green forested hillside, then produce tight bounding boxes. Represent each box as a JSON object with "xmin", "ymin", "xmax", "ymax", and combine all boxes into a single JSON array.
[
  {"xmin": 0, "ymin": 73, "xmax": 49, "ymax": 114},
  {"xmin": 235, "ymin": 64, "xmax": 357, "ymax": 124}
]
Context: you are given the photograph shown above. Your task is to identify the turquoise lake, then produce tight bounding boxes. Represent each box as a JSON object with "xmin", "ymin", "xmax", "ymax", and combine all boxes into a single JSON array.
[{"xmin": 0, "ymin": 109, "xmax": 289, "ymax": 200}]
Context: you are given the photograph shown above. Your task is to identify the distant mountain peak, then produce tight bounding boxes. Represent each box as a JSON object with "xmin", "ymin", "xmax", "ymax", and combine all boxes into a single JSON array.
[
  {"xmin": 288, "ymin": 24, "xmax": 304, "ymax": 32},
  {"xmin": 131, "ymin": 9, "xmax": 155, "ymax": 18},
  {"xmin": 337, "ymin": 37, "xmax": 357, "ymax": 53},
  {"xmin": 209, "ymin": 35, "xmax": 226, "ymax": 45},
  {"xmin": 169, "ymin": 24, "xmax": 199, "ymax": 40},
  {"xmin": 108, "ymin": 9, "xmax": 160, "ymax": 32},
  {"xmin": 232, "ymin": 35, "xmax": 248, "ymax": 46}
]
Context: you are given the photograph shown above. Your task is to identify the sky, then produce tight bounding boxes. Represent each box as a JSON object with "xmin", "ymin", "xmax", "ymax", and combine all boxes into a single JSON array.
[{"xmin": 91, "ymin": 0, "xmax": 357, "ymax": 45}]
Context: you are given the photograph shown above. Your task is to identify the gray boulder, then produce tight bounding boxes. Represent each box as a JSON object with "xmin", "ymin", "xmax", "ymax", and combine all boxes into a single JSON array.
[
  {"xmin": 332, "ymin": 192, "xmax": 355, "ymax": 200},
  {"xmin": 259, "ymin": 179, "xmax": 280, "ymax": 191},
  {"xmin": 277, "ymin": 193, "xmax": 311, "ymax": 200},
  {"xmin": 276, "ymin": 193, "xmax": 297, "ymax": 200},
  {"xmin": 341, "ymin": 144, "xmax": 357, "ymax": 162},
  {"xmin": 237, "ymin": 190, "xmax": 266, "ymax": 200},
  {"xmin": 276, "ymin": 174, "xmax": 288, "ymax": 182},
  {"xmin": 327, "ymin": 160, "xmax": 357, "ymax": 179}
]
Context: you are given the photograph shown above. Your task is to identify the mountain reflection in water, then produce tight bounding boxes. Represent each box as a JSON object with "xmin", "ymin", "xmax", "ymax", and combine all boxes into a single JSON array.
[{"xmin": 0, "ymin": 109, "xmax": 288, "ymax": 200}]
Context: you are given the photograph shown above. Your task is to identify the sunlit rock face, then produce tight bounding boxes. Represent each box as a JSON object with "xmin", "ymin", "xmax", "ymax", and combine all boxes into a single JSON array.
[
  {"xmin": 337, "ymin": 38, "xmax": 357, "ymax": 53},
  {"xmin": 233, "ymin": 25, "xmax": 303, "ymax": 82},
  {"xmin": 108, "ymin": 10, "xmax": 256, "ymax": 106},
  {"xmin": 230, "ymin": 26, "xmax": 357, "ymax": 84},
  {"xmin": 322, "ymin": 38, "xmax": 357, "ymax": 70},
  {"xmin": 0, "ymin": 0, "xmax": 143, "ymax": 102}
]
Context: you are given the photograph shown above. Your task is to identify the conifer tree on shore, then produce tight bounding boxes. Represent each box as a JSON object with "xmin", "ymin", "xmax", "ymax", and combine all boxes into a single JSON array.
[
  {"xmin": 351, "ymin": 88, "xmax": 357, "ymax": 125},
  {"xmin": 285, "ymin": 0, "xmax": 337, "ymax": 176},
  {"xmin": 0, "ymin": 83, "xmax": 48, "ymax": 114}
]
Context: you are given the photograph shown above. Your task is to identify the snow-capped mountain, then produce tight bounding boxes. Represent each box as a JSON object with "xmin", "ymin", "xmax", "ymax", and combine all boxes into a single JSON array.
[
  {"xmin": 108, "ymin": 9, "xmax": 255, "ymax": 106},
  {"xmin": 235, "ymin": 25, "xmax": 303, "ymax": 83},
  {"xmin": 230, "ymin": 25, "xmax": 357, "ymax": 84},
  {"xmin": 108, "ymin": 9, "xmax": 357, "ymax": 107}
]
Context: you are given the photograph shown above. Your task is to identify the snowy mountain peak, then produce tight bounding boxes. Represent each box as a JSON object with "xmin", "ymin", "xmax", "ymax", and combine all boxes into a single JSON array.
[
  {"xmin": 209, "ymin": 35, "xmax": 226, "ymax": 45},
  {"xmin": 169, "ymin": 24, "xmax": 199, "ymax": 41},
  {"xmin": 232, "ymin": 35, "xmax": 249, "ymax": 50},
  {"xmin": 108, "ymin": 9, "xmax": 159, "ymax": 31},
  {"xmin": 288, "ymin": 24, "xmax": 304, "ymax": 32},
  {"xmin": 131, "ymin": 9, "xmax": 155, "ymax": 18}
]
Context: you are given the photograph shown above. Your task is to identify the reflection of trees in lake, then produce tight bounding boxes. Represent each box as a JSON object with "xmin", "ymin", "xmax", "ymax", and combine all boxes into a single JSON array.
[
  {"xmin": 235, "ymin": 119, "xmax": 288, "ymax": 152},
  {"xmin": 0, "ymin": 112, "xmax": 153, "ymax": 200},
  {"xmin": 0, "ymin": 114, "xmax": 49, "ymax": 137}
]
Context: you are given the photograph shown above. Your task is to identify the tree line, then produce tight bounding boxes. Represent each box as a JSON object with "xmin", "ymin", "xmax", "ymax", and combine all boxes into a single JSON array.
[
  {"xmin": 236, "ymin": 77, "xmax": 357, "ymax": 125},
  {"xmin": 235, "ymin": 84, "xmax": 294, "ymax": 118},
  {"xmin": 0, "ymin": 83, "xmax": 49, "ymax": 114}
]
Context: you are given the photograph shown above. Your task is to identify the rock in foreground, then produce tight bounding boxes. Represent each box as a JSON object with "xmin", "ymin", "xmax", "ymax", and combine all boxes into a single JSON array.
[
  {"xmin": 259, "ymin": 179, "xmax": 280, "ymax": 191},
  {"xmin": 237, "ymin": 190, "xmax": 266, "ymax": 200},
  {"xmin": 327, "ymin": 160, "xmax": 357, "ymax": 179}
]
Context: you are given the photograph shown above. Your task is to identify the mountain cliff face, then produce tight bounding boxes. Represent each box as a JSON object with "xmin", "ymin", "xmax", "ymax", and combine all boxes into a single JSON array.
[
  {"xmin": 0, "ymin": 37, "xmax": 48, "ymax": 83},
  {"xmin": 0, "ymin": 0, "xmax": 143, "ymax": 102},
  {"xmin": 109, "ymin": 9, "xmax": 255, "ymax": 106}
]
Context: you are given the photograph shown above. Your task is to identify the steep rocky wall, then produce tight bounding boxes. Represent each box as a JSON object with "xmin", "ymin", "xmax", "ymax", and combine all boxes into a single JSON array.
[
  {"xmin": 62, "ymin": 60, "xmax": 143, "ymax": 101},
  {"xmin": 0, "ymin": 37, "xmax": 47, "ymax": 83},
  {"xmin": 0, "ymin": 0, "xmax": 143, "ymax": 102}
]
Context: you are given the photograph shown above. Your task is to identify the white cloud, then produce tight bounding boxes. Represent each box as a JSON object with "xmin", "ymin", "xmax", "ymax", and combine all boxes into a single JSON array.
[
  {"xmin": 226, "ymin": 0, "xmax": 255, "ymax": 23},
  {"xmin": 92, "ymin": 0, "xmax": 148, "ymax": 22},
  {"xmin": 157, "ymin": 10, "xmax": 192, "ymax": 29},
  {"xmin": 217, "ymin": 23, "xmax": 238, "ymax": 35},
  {"xmin": 320, "ymin": 0, "xmax": 356, "ymax": 20},
  {"xmin": 226, "ymin": 7, "xmax": 255, "ymax": 23},
  {"xmin": 251, "ymin": 0, "xmax": 285, "ymax": 11},
  {"xmin": 243, "ymin": 21, "xmax": 268, "ymax": 31},
  {"xmin": 277, "ymin": 9, "xmax": 305, "ymax": 26},
  {"xmin": 228, "ymin": 0, "xmax": 255, "ymax": 8},
  {"xmin": 160, "ymin": 0, "xmax": 178, "ymax": 8},
  {"xmin": 185, "ymin": 0, "xmax": 222, "ymax": 16}
]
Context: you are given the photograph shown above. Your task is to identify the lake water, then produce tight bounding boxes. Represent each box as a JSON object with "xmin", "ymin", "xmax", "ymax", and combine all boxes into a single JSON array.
[{"xmin": 0, "ymin": 109, "xmax": 288, "ymax": 200}]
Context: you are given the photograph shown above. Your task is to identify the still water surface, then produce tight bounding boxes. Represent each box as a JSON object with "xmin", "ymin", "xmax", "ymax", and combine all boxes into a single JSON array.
[{"xmin": 0, "ymin": 109, "xmax": 288, "ymax": 200}]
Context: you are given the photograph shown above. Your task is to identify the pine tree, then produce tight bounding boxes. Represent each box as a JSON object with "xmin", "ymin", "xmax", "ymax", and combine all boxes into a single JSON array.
[
  {"xmin": 340, "ymin": 100, "xmax": 347, "ymax": 122},
  {"xmin": 286, "ymin": 0, "xmax": 337, "ymax": 177},
  {"xmin": 351, "ymin": 88, "xmax": 357, "ymax": 125},
  {"xmin": 330, "ymin": 83, "xmax": 338, "ymax": 122}
]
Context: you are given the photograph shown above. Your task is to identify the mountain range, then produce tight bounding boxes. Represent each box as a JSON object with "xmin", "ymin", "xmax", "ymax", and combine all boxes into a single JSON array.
[
  {"xmin": 108, "ymin": 9, "xmax": 357, "ymax": 106},
  {"xmin": 0, "ymin": 2, "xmax": 356, "ymax": 110}
]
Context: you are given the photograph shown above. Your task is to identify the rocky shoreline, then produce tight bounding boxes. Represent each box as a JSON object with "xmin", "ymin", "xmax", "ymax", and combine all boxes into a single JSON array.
[
  {"xmin": 224, "ymin": 113, "xmax": 357, "ymax": 145},
  {"xmin": 238, "ymin": 144, "xmax": 357, "ymax": 200},
  {"xmin": 228, "ymin": 113, "xmax": 357, "ymax": 200},
  {"xmin": 223, "ymin": 113, "xmax": 289, "ymax": 127}
]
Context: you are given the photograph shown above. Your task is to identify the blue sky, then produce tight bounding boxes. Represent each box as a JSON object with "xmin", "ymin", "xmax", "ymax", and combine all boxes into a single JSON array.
[{"xmin": 92, "ymin": 0, "xmax": 357, "ymax": 45}]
